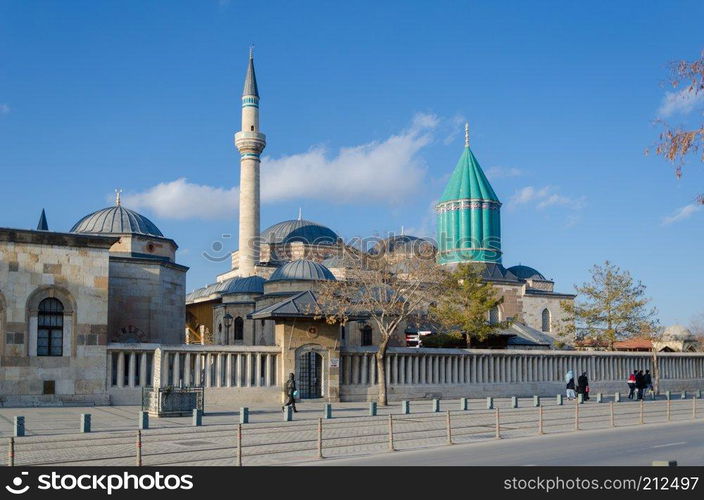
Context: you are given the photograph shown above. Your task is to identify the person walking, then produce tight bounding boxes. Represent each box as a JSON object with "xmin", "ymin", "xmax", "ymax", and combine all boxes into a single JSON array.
[
  {"xmin": 635, "ymin": 369, "xmax": 645, "ymax": 401},
  {"xmin": 577, "ymin": 372, "xmax": 590, "ymax": 401},
  {"xmin": 282, "ymin": 372, "xmax": 298, "ymax": 412},
  {"xmin": 627, "ymin": 370, "xmax": 637, "ymax": 399},
  {"xmin": 644, "ymin": 369, "xmax": 654, "ymax": 399},
  {"xmin": 565, "ymin": 370, "xmax": 576, "ymax": 400}
]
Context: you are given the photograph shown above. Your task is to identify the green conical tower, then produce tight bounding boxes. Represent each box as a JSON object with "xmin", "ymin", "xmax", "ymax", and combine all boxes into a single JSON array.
[{"xmin": 436, "ymin": 123, "xmax": 502, "ymax": 264}]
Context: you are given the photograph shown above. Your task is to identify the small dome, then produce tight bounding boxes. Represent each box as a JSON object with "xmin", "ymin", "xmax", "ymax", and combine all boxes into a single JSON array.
[
  {"xmin": 662, "ymin": 325, "xmax": 693, "ymax": 341},
  {"xmin": 220, "ymin": 276, "xmax": 265, "ymax": 295},
  {"xmin": 71, "ymin": 205, "xmax": 163, "ymax": 237},
  {"xmin": 369, "ymin": 235, "xmax": 436, "ymax": 255},
  {"xmin": 268, "ymin": 259, "xmax": 336, "ymax": 282},
  {"xmin": 507, "ymin": 265, "xmax": 546, "ymax": 281},
  {"xmin": 261, "ymin": 219, "xmax": 338, "ymax": 245},
  {"xmin": 321, "ymin": 255, "xmax": 345, "ymax": 268}
]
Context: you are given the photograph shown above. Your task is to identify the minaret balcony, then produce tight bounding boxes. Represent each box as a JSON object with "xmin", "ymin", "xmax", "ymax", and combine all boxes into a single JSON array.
[{"xmin": 235, "ymin": 131, "xmax": 267, "ymax": 154}]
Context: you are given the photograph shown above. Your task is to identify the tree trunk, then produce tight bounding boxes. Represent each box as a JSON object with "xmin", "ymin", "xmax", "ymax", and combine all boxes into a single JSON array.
[
  {"xmin": 376, "ymin": 341, "xmax": 389, "ymax": 406},
  {"xmin": 652, "ymin": 348, "xmax": 660, "ymax": 395}
]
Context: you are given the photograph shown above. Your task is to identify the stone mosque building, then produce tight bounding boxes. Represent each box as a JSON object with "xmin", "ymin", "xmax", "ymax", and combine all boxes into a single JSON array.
[{"xmin": 186, "ymin": 52, "xmax": 575, "ymax": 352}]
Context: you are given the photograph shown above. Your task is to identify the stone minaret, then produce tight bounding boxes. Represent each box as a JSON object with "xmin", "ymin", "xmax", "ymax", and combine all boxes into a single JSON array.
[{"xmin": 234, "ymin": 48, "xmax": 266, "ymax": 276}]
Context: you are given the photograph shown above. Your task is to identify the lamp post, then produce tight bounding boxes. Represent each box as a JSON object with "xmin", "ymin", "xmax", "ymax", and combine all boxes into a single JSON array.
[{"xmin": 224, "ymin": 313, "xmax": 233, "ymax": 345}]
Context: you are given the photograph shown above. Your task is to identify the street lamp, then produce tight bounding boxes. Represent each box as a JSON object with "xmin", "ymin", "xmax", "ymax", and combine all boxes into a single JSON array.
[{"xmin": 223, "ymin": 313, "xmax": 233, "ymax": 345}]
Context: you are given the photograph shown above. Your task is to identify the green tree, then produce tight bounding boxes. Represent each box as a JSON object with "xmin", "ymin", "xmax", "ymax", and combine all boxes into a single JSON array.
[
  {"xmin": 429, "ymin": 263, "xmax": 506, "ymax": 346},
  {"xmin": 560, "ymin": 261, "xmax": 659, "ymax": 350}
]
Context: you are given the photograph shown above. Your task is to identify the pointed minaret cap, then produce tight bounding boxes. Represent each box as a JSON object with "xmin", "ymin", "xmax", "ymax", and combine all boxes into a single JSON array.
[
  {"xmin": 36, "ymin": 209, "xmax": 48, "ymax": 231},
  {"xmin": 465, "ymin": 122, "xmax": 470, "ymax": 148},
  {"xmin": 242, "ymin": 45, "xmax": 259, "ymax": 97}
]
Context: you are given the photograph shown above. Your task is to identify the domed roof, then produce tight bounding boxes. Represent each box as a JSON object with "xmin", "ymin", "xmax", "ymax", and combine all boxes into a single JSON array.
[
  {"xmin": 71, "ymin": 205, "xmax": 163, "ymax": 237},
  {"xmin": 369, "ymin": 234, "xmax": 436, "ymax": 255},
  {"xmin": 321, "ymin": 255, "xmax": 345, "ymax": 268},
  {"xmin": 506, "ymin": 265, "xmax": 546, "ymax": 281},
  {"xmin": 261, "ymin": 219, "xmax": 338, "ymax": 245},
  {"xmin": 268, "ymin": 259, "xmax": 336, "ymax": 282},
  {"xmin": 662, "ymin": 325, "xmax": 693, "ymax": 341},
  {"xmin": 219, "ymin": 276, "xmax": 265, "ymax": 295}
]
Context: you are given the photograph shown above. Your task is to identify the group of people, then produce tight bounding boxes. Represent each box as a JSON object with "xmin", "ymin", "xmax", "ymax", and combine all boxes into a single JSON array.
[
  {"xmin": 627, "ymin": 369, "xmax": 653, "ymax": 400},
  {"xmin": 565, "ymin": 370, "xmax": 590, "ymax": 401}
]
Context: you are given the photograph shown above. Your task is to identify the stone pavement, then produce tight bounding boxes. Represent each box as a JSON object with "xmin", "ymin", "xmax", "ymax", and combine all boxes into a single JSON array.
[{"xmin": 0, "ymin": 396, "xmax": 700, "ymax": 466}]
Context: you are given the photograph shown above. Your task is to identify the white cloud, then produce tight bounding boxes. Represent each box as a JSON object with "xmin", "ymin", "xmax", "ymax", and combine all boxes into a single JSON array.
[
  {"xmin": 122, "ymin": 113, "xmax": 438, "ymax": 220},
  {"xmin": 657, "ymin": 88, "xmax": 704, "ymax": 118},
  {"xmin": 485, "ymin": 166, "xmax": 523, "ymax": 179},
  {"xmin": 0, "ymin": 104, "xmax": 9, "ymax": 114},
  {"xmin": 123, "ymin": 178, "xmax": 239, "ymax": 220},
  {"xmin": 661, "ymin": 202, "xmax": 703, "ymax": 225},
  {"xmin": 509, "ymin": 185, "xmax": 585, "ymax": 210}
]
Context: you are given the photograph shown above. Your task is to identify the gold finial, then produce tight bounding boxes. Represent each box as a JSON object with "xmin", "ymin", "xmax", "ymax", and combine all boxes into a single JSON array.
[
  {"xmin": 115, "ymin": 188, "xmax": 122, "ymax": 206},
  {"xmin": 465, "ymin": 122, "xmax": 470, "ymax": 147}
]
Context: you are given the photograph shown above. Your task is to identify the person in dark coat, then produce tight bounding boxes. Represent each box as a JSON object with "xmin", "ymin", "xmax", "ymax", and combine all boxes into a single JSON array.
[
  {"xmin": 577, "ymin": 372, "xmax": 590, "ymax": 401},
  {"xmin": 635, "ymin": 370, "xmax": 645, "ymax": 400},
  {"xmin": 644, "ymin": 369, "xmax": 654, "ymax": 399},
  {"xmin": 282, "ymin": 372, "xmax": 298, "ymax": 412}
]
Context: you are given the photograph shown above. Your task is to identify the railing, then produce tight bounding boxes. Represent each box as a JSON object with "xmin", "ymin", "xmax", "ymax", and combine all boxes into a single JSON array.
[
  {"xmin": 107, "ymin": 344, "xmax": 281, "ymax": 389},
  {"xmin": 340, "ymin": 347, "xmax": 704, "ymax": 386}
]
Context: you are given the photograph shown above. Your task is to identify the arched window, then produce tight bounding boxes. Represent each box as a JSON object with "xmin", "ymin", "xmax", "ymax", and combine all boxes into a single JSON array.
[
  {"xmin": 541, "ymin": 308, "xmax": 551, "ymax": 332},
  {"xmin": 361, "ymin": 325, "xmax": 373, "ymax": 346},
  {"xmin": 489, "ymin": 306, "xmax": 500, "ymax": 325},
  {"xmin": 234, "ymin": 317, "xmax": 244, "ymax": 342},
  {"xmin": 38, "ymin": 298, "xmax": 63, "ymax": 356}
]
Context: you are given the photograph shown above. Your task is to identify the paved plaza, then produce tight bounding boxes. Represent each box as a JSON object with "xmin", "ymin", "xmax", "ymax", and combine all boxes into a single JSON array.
[{"xmin": 0, "ymin": 396, "xmax": 701, "ymax": 466}]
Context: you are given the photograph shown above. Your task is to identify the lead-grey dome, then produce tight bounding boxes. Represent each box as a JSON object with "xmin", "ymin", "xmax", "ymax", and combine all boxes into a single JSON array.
[
  {"xmin": 71, "ymin": 205, "xmax": 164, "ymax": 237},
  {"xmin": 219, "ymin": 275, "xmax": 266, "ymax": 295},
  {"xmin": 369, "ymin": 235, "xmax": 436, "ymax": 254},
  {"xmin": 268, "ymin": 259, "xmax": 336, "ymax": 282},
  {"xmin": 506, "ymin": 265, "xmax": 546, "ymax": 281},
  {"xmin": 262, "ymin": 219, "xmax": 338, "ymax": 245}
]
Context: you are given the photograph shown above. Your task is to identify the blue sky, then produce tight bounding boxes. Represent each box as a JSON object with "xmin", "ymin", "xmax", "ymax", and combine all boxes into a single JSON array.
[{"xmin": 1, "ymin": 1, "xmax": 703, "ymax": 326}]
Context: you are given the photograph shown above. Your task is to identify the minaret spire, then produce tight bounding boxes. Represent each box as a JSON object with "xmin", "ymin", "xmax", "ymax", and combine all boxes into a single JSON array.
[
  {"xmin": 36, "ymin": 209, "xmax": 48, "ymax": 231},
  {"xmin": 465, "ymin": 122, "xmax": 470, "ymax": 148}
]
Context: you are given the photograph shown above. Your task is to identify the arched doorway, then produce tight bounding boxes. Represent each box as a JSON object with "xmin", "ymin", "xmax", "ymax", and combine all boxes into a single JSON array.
[{"xmin": 297, "ymin": 350, "xmax": 323, "ymax": 399}]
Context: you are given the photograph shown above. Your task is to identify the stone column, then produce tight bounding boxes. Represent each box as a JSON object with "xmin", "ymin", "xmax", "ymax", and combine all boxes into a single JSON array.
[
  {"xmin": 385, "ymin": 355, "xmax": 391, "ymax": 386},
  {"xmin": 459, "ymin": 356, "xmax": 465, "ymax": 384},
  {"xmin": 370, "ymin": 354, "xmax": 377, "ymax": 385},
  {"xmin": 139, "ymin": 352, "xmax": 148, "ymax": 387},
  {"xmin": 420, "ymin": 355, "xmax": 427, "ymax": 384},
  {"xmin": 205, "ymin": 353, "xmax": 212, "ymax": 388},
  {"xmin": 352, "ymin": 355, "xmax": 360, "ymax": 385},
  {"xmin": 172, "ymin": 352, "xmax": 180, "ymax": 386},
  {"xmin": 392, "ymin": 355, "xmax": 399, "ymax": 385},
  {"xmin": 183, "ymin": 353, "xmax": 191, "ymax": 387},
  {"xmin": 128, "ymin": 352, "xmax": 136, "ymax": 388},
  {"xmin": 264, "ymin": 354, "xmax": 272, "ymax": 386},
  {"xmin": 194, "ymin": 354, "xmax": 202, "ymax": 386},
  {"xmin": 116, "ymin": 351, "xmax": 125, "ymax": 388},
  {"xmin": 214, "ymin": 353, "xmax": 222, "ymax": 387},
  {"xmin": 107, "ymin": 351, "xmax": 113, "ymax": 387},
  {"xmin": 470, "ymin": 356, "xmax": 477, "ymax": 383},
  {"xmin": 235, "ymin": 354, "xmax": 243, "ymax": 387},
  {"xmin": 361, "ymin": 354, "xmax": 368, "ymax": 385}
]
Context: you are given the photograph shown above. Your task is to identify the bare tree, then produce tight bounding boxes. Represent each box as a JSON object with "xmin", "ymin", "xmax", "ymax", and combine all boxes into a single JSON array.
[{"xmin": 313, "ymin": 244, "xmax": 444, "ymax": 405}]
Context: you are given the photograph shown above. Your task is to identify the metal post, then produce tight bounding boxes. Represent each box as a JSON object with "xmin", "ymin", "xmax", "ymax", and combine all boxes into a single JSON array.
[
  {"xmin": 138, "ymin": 411, "xmax": 149, "ymax": 430},
  {"xmin": 487, "ymin": 396, "xmax": 494, "ymax": 410},
  {"xmin": 596, "ymin": 393, "xmax": 603, "ymax": 403},
  {"xmin": 192, "ymin": 408, "xmax": 202, "ymax": 427},
  {"xmin": 323, "ymin": 403, "xmax": 332, "ymax": 419},
  {"xmin": 681, "ymin": 390, "xmax": 687, "ymax": 400},
  {"xmin": 640, "ymin": 400, "xmax": 644, "ymax": 425},
  {"xmin": 236, "ymin": 423, "xmax": 243, "ymax": 467},
  {"xmin": 284, "ymin": 405, "xmax": 293, "ymax": 422},
  {"xmin": 7, "ymin": 438, "xmax": 14, "ymax": 467},
  {"xmin": 401, "ymin": 400, "xmax": 410, "ymax": 414},
  {"xmin": 667, "ymin": 398, "xmax": 671, "ymax": 421},
  {"xmin": 317, "ymin": 418, "xmax": 324, "ymax": 459},
  {"xmin": 495, "ymin": 408, "xmax": 501, "ymax": 439},
  {"xmin": 610, "ymin": 402, "xmax": 615, "ymax": 428},
  {"xmin": 446, "ymin": 410, "xmax": 453, "ymax": 445},
  {"xmin": 388, "ymin": 414, "xmax": 395, "ymax": 451},
  {"xmin": 693, "ymin": 396, "xmax": 697, "ymax": 420},
  {"xmin": 577, "ymin": 393, "xmax": 584, "ymax": 404},
  {"xmin": 136, "ymin": 430, "xmax": 142, "ymax": 466},
  {"xmin": 556, "ymin": 394, "xmax": 563, "ymax": 406},
  {"xmin": 614, "ymin": 391, "xmax": 621, "ymax": 403},
  {"xmin": 533, "ymin": 395, "xmax": 540, "ymax": 407},
  {"xmin": 538, "ymin": 406, "xmax": 544, "ymax": 435},
  {"xmin": 574, "ymin": 401, "xmax": 580, "ymax": 431},
  {"xmin": 13, "ymin": 416, "xmax": 25, "ymax": 438}
]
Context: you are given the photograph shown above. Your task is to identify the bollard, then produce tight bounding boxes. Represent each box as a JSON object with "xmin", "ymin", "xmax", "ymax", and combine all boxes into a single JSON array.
[
  {"xmin": 487, "ymin": 397, "xmax": 494, "ymax": 410},
  {"xmin": 236, "ymin": 423, "xmax": 242, "ymax": 466},
  {"xmin": 667, "ymin": 398, "xmax": 671, "ymax": 421},
  {"xmin": 136, "ymin": 430, "xmax": 142, "ymax": 466},
  {"xmin": 697, "ymin": 389, "xmax": 702, "ymax": 399},
  {"xmin": 577, "ymin": 393, "xmax": 584, "ymax": 404},
  {"xmin": 510, "ymin": 396, "xmax": 518, "ymax": 409},
  {"xmin": 693, "ymin": 396, "xmax": 697, "ymax": 420},
  {"xmin": 323, "ymin": 403, "xmax": 332, "ymax": 419},
  {"xmin": 317, "ymin": 418, "xmax": 324, "ymax": 459},
  {"xmin": 432, "ymin": 399, "xmax": 440, "ymax": 413},
  {"xmin": 283, "ymin": 405, "xmax": 293, "ymax": 422},
  {"xmin": 369, "ymin": 401, "xmax": 377, "ymax": 416},
  {"xmin": 614, "ymin": 392, "xmax": 621, "ymax": 403},
  {"xmin": 446, "ymin": 410, "xmax": 453, "ymax": 445},
  {"xmin": 610, "ymin": 402, "xmax": 615, "ymax": 428},
  {"xmin": 80, "ymin": 413, "xmax": 91, "ymax": 433},
  {"xmin": 596, "ymin": 393, "xmax": 603, "ymax": 404},
  {"xmin": 240, "ymin": 407, "xmax": 249, "ymax": 424},
  {"xmin": 533, "ymin": 395, "xmax": 540, "ymax": 407},
  {"xmin": 681, "ymin": 390, "xmax": 687, "ymax": 400},
  {"xmin": 192, "ymin": 408, "xmax": 202, "ymax": 427},
  {"xmin": 574, "ymin": 401, "xmax": 580, "ymax": 431},
  {"xmin": 138, "ymin": 411, "xmax": 149, "ymax": 430},
  {"xmin": 639, "ymin": 400, "xmax": 644, "ymax": 425},
  {"xmin": 665, "ymin": 390, "xmax": 671, "ymax": 401},
  {"xmin": 495, "ymin": 408, "xmax": 501, "ymax": 439},
  {"xmin": 459, "ymin": 397, "xmax": 468, "ymax": 411},
  {"xmin": 401, "ymin": 400, "xmax": 410, "ymax": 415},
  {"xmin": 388, "ymin": 415, "xmax": 395, "ymax": 451},
  {"xmin": 537, "ymin": 406, "xmax": 544, "ymax": 435},
  {"xmin": 13, "ymin": 416, "xmax": 25, "ymax": 438},
  {"xmin": 8, "ymin": 437, "xmax": 15, "ymax": 467},
  {"xmin": 652, "ymin": 460, "xmax": 677, "ymax": 467},
  {"xmin": 556, "ymin": 394, "xmax": 563, "ymax": 406}
]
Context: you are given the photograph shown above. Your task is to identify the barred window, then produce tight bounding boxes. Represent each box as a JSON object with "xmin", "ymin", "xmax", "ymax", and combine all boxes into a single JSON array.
[
  {"xmin": 489, "ymin": 306, "xmax": 500, "ymax": 325},
  {"xmin": 541, "ymin": 308, "xmax": 551, "ymax": 332},
  {"xmin": 37, "ymin": 298, "xmax": 63, "ymax": 356},
  {"xmin": 234, "ymin": 317, "xmax": 244, "ymax": 341}
]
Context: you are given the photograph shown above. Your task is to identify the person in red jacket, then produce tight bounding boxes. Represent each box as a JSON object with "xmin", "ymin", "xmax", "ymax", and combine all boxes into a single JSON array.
[{"xmin": 627, "ymin": 370, "xmax": 637, "ymax": 399}]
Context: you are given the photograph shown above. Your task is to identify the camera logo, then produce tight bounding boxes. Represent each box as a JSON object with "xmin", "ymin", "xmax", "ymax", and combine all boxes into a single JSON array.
[{"xmin": 6, "ymin": 471, "xmax": 30, "ymax": 495}]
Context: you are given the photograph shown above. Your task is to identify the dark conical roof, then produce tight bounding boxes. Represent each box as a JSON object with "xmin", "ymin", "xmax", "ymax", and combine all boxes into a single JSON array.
[
  {"xmin": 36, "ymin": 209, "xmax": 48, "ymax": 231},
  {"xmin": 243, "ymin": 54, "xmax": 259, "ymax": 97}
]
